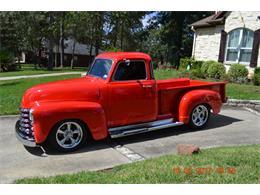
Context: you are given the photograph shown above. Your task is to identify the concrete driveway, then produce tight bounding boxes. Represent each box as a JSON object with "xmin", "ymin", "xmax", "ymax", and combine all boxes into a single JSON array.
[{"xmin": 0, "ymin": 106, "xmax": 259, "ymax": 183}]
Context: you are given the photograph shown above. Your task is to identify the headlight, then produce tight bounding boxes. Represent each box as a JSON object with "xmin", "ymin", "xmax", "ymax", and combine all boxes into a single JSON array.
[{"xmin": 29, "ymin": 109, "xmax": 34, "ymax": 123}]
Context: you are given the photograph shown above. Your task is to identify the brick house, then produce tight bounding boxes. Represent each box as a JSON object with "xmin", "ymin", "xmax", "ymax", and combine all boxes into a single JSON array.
[{"xmin": 191, "ymin": 11, "xmax": 260, "ymax": 76}]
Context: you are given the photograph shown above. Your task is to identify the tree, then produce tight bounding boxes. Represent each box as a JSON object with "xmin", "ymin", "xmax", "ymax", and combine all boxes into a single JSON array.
[
  {"xmin": 104, "ymin": 12, "xmax": 147, "ymax": 51},
  {"xmin": 59, "ymin": 12, "xmax": 65, "ymax": 68},
  {"xmin": 0, "ymin": 12, "xmax": 27, "ymax": 65},
  {"xmin": 148, "ymin": 11, "xmax": 213, "ymax": 67}
]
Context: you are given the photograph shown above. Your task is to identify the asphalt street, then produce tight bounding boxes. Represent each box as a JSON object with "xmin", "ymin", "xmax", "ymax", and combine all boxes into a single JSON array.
[{"xmin": 0, "ymin": 106, "xmax": 259, "ymax": 183}]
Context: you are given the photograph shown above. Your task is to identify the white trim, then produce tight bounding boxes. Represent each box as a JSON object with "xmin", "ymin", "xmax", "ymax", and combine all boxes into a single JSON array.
[
  {"xmin": 224, "ymin": 28, "xmax": 254, "ymax": 65},
  {"xmin": 192, "ymin": 32, "xmax": 197, "ymax": 58}
]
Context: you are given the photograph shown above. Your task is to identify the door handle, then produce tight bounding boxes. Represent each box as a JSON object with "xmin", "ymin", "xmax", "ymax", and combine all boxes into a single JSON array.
[{"xmin": 142, "ymin": 84, "xmax": 153, "ymax": 88}]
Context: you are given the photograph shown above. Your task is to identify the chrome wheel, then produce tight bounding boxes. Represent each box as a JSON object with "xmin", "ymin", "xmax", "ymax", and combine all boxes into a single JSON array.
[
  {"xmin": 191, "ymin": 105, "xmax": 209, "ymax": 127},
  {"xmin": 55, "ymin": 121, "xmax": 83, "ymax": 149}
]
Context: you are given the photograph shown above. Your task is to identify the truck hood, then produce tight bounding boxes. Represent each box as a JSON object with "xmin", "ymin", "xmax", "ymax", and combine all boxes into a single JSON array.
[{"xmin": 21, "ymin": 76, "xmax": 104, "ymax": 108}]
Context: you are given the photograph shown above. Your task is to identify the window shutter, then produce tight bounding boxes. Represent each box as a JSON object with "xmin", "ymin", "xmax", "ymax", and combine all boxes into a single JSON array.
[
  {"xmin": 250, "ymin": 29, "xmax": 260, "ymax": 68},
  {"xmin": 218, "ymin": 30, "xmax": 227, "ymax": 63}
]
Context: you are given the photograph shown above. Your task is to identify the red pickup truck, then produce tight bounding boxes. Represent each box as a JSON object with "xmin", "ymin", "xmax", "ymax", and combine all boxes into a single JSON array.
[{"xmin": 16, "ymin": 52, "xmax": 227, "ymax": 152}]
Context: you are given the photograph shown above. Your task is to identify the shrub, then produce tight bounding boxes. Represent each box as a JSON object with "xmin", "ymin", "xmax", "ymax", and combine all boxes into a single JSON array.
[
  {"xmin": 0, "ymin": 50, "xmax": 17, "ymax": 72},
  {"xmin": 206, "ymin": 61, "xmax": 226, "ymax": 80},
  {"xmin": 180, "ymin": 57, "xmax": 203, "ymax": 70},
  {"xmin": 221, "ymin": 73, "xmax": 229, "ymax": 81},
  {"xmin": 200, "ymin": 60, "xmax": 215, "ymax": 78},
  {"xmin": 178, "ymin": 70, "xmax": 190, "ymax": 78},
  {"xmin": 190, "ymin": 68, "xmax": 203, "ymax": 79},
  {"xmin": 228, "ymin": 64, "xmax": 249, "ymax": 83},
  {"xmin": 252, "ymin": 67, "xmax": 260, "ymax": 86},
  {"xmin": 254, "ymin": 67, "xmax": 260, "ymax": 74},
  {"xmin": 151, "ymin": 61, "xmax": 158, "ymax": 69}
]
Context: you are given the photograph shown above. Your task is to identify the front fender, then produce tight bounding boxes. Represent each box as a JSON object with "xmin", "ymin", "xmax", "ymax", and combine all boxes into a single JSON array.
[
  {"xmin": 32, "ymin": 101, "xmax": 108, "ymax": 144},
  {"xmin": 178, "ymin": 90, "xmax": 222, "ymax": 124}
]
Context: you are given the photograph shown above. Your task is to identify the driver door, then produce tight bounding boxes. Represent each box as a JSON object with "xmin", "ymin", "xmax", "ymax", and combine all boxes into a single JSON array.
[{"xmin": 108, "ymin": 60, "xmax": 157, "ymax": 127}]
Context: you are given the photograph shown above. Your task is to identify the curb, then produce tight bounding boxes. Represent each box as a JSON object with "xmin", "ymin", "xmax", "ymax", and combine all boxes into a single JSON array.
[
  {"xmin": 0, "ymin": 115, "xmax": 19, "ymax": 118},
  {"xmin": 0, "ymin": 72, "xmax": 83, "ymax": 81},
  {"xmin": 224, "ymin": 99, "xmax": 260, "ymax": 115},
  {"xmin": 225, "ymin": 99, "xmax": 260, "ymax": 108},
  {"xmin": 243, "ymin": 107, "xmax": 260, "ymax": 116}
]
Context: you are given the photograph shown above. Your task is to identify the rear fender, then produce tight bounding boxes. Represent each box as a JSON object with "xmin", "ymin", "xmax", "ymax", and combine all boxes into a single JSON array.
[
  {"xmin": 178, "ymin": 90, "xmax": 222, "ymax": 124},
  {"xmin": 32, "ymin": 101, "xmax": 107, "ymax": 144}
]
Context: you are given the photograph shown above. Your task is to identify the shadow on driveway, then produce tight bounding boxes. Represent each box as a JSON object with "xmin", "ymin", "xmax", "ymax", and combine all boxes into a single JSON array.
[{"xmin": 24, "ymin": 113, "xmax": 242, "ymax": 156}]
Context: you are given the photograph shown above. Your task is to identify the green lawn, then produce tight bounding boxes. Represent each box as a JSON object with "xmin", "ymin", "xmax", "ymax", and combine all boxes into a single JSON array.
[
  {"xmin": 0, "ymin": 74, "xmax": 81, "ymax": 115},
  {"xmin": 15, "ymin": 145, "xmax": 260, "ymax": 184},
  {"xmin": 226, "ymin": 83, "xmax": 260, "ymax": 100},
  {"xmin": 0, "ymin": 64, "xmax": 87, "ymax": 77}
]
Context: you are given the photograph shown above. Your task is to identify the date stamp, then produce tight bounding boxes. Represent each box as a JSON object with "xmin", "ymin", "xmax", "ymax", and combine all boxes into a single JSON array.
[{"xmin": 173, "ymin": 166, "xmax": 236, "ymax": 175}]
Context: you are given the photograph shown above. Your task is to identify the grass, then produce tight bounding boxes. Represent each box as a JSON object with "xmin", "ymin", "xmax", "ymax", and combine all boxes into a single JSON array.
[
  {"xmin": 0, "ymin": 74, "xmax": 81, "ymax": 115},
  {"xmin": 15, "ymin": 145, "xmax": 260, "ymax": 184},
  {"xmin": 153, "ymin": 69, "xmax": 260, "ymax": 100},
  {"xmin": 0, "ymin": 64, "xmax": 87, "ymax": 77},
  {"xmin": 226, "ymin": 83, "xmax": 260, "ymax": 100},
  {"xmin": 154, "ymin": 69, "xmax": 180, "ymax": 80}
]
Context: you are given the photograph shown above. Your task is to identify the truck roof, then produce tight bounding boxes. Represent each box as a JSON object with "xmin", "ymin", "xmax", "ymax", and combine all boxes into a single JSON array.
[{"xmin": 96, "ymin": 52, "xmax": 151, "ymax": 61}]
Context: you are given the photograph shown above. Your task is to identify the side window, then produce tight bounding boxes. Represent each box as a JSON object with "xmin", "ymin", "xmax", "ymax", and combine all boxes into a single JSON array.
[{"xmin": 114, "ymin": 60, "xmax": 147, "ymax": 81}]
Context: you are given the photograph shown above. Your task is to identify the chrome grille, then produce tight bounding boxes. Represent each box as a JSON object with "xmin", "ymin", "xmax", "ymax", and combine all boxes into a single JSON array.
[{"xmin": 18, "ymin": 108, "xmax": 34, "ymax": 140}]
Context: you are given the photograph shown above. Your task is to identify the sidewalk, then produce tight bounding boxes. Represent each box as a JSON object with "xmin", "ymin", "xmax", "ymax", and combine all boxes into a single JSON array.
[{"xmin": 0, "ymin": 72, "xmax": 83, "ymax": 81}]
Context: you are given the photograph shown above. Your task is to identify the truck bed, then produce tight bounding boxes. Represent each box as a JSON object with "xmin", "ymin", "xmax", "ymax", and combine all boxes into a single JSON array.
[{"xmin": 157, "ymin": 78, "xmax": 227, "ymax": 116}]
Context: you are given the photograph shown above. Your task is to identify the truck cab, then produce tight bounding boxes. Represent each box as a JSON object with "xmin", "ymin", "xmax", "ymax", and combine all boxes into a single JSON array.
[{"xmin": 16, "ymin": 52, "xmax": 226, "ymax": 152}]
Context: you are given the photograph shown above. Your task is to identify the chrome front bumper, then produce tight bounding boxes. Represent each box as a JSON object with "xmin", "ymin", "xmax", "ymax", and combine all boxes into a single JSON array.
[{"xmin": 15, "ymin": 119, "xmax": 36, "ymax": 147}]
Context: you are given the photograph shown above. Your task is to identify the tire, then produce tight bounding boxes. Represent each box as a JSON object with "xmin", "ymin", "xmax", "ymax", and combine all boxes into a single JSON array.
[
  {"xmin": 189, "ymin": 104, "xmax": 210, "ymax": 129},
  {"xmin": 48, "ymin": 119, "xmax": 88, "ymax": 152}
]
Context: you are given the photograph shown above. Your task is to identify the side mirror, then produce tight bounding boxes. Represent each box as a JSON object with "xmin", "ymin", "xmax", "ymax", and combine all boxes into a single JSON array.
[{"xmin": 125, "ymin": 59, "xmax": 130, "ymax": 66}]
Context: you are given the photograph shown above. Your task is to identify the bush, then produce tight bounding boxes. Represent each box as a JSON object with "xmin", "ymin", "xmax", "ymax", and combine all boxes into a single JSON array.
[
  {"xmin": 190, "ymin": 68, "xmax": 203, "ymax": 79},
  {"xmin": 178, "ymin": 70, "xmax": 190, "ymax": 78},
  {"xmin": 200, "ymin": 60, "xmax": 216, "ymax": 78},
  {"xmin": 228, "ymin": 64, "xmax": 248, "ymax": 83},
  {"xmin": 206, "ymin": 61, "xmax": 226, "ymax": 80},
  {"xmin": 254, "ymin": 67, "xmax": 260, "ymax": 74},
  {"xmin": 0, "ymin": 50, "xmax": 17, "ymax": 72},
  {"xmin": 180, "ymin": 57, "xmax": 203, "ymax": 70},
  {"xmin": 221, "ymin": 73, "xmax": 229, "ymax": 81},
  {"xmin": 252, "ymin": 67, "xmax": 260, "ymax": 86},
  {"xmin": 151, "ymin": 61, "xmax": 158, "ymax": 69}
]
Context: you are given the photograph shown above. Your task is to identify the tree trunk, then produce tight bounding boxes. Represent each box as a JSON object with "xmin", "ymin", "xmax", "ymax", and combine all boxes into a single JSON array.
[
  {"xmin": 37, "ymin": 47, "xmax": 41, "ymax": 68},
  {"xmin": 54, "ymin": 44, "xmax": 59, "ymax": 68},
  {"xmin": 89, "ymin": 44, "xmax": 93, "ymax": 66},
  {"xmin": 70, "ymin": 39, "xmax": 76, "ymax": 69},
  {"xmin": 59, "ymin": 12, "xmax": 65, "ymax": 68},
  {"xmin": 47, "ymin": 39, "xmax": 54, "ymax": 70},
  {"xmin": 113, "ymin": 18, "xmax": 119, "ymax": 47},
  {"xmin": 120, "ymin": 20, "xmax": 124, "ymax": 50},
  {"xmin": 174, "ymin": 14, "xmax": 184, "ymax": 70}
]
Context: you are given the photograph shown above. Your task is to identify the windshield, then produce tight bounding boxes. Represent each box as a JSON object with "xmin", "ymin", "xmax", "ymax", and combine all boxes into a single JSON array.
[{"xmin": 88, "ymin": 59, "xmax": 113, "ymax": 79}]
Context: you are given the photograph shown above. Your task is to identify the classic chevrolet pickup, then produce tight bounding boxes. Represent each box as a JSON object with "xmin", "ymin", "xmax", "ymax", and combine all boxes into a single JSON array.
[{"xmin": 16, "ymin": 52, "xmax": 227, "ymax": 152}]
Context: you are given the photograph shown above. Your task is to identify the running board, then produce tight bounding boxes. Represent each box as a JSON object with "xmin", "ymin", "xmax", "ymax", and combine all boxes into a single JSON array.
[{"xmin": 109, "ymin": 118, "xmax": 184, "ymax": 138}]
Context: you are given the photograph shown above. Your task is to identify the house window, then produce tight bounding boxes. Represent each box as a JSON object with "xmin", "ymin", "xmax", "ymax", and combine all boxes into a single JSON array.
[{"xmin": 226, "ymin": 28, "xmax": 254, "ymax": 63}]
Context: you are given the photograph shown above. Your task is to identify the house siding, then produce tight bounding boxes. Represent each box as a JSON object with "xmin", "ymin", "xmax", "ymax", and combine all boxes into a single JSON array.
[
  {"xmin": 192, "ymin": 11, "xmax": 260, "ymax": 74},
  {"xmin": 193, "ymin": 25, "xmax": 224, "ymax": 61}
]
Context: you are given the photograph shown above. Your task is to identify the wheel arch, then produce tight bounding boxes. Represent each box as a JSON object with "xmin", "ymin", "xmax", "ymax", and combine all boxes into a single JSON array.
[
  {"xmin": 178, "ymin": 89, "xmax": 222, "ymax": 124},
  {"xmin": 32, "ymin": 101, "xmax": 108, "ymax": 144}
]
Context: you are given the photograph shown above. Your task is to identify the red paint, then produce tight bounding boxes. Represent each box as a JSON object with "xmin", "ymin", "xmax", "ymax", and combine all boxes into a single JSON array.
[{"xmin": 20, "ymin": 52, "xmax": 227, "ymax": 144}]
